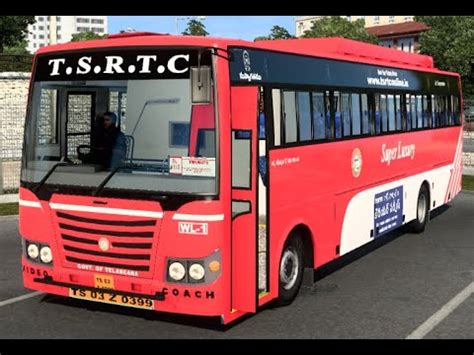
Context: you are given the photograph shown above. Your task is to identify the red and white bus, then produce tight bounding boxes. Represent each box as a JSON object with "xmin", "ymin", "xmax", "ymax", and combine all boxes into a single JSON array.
[{"xmin": 19, "ymin": 33, "xmax": 463, "ymax": 324}]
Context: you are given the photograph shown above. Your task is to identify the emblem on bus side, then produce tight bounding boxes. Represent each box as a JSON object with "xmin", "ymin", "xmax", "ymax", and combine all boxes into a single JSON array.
[
  {"xmin": 98, "ymin": 238, "xmax": 110, "ymax": 251},
  {"xmin": 352, "ymin": 148, "xmax": 362, "ymax": 178}
]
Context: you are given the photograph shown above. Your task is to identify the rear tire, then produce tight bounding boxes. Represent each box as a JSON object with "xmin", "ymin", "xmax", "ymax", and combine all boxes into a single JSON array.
[
  {"xmin": 410, "ymin": 184, "xmax": 430, "ymax": 233},
  {"xmin": 276, "ymin": 234, "xmax": 304, "ymax": 306}
]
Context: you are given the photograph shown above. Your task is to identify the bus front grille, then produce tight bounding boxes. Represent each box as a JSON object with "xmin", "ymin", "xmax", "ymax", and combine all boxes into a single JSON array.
[{"xmin": 54, "ymin": 211, "xmax": 159, "ymax": 277}]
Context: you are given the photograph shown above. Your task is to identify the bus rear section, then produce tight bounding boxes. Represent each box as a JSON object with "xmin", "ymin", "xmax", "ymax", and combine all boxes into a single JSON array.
[{"xmin": 19, "ymin": 45, "xmax": 239, "ymax": 321}]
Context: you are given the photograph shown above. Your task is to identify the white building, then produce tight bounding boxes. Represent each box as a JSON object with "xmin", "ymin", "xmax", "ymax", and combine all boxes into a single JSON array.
[
  {"xmin": 295, "ymin": 16, "xmax": 414, "ymax": 37},
  {"xmin": 27, "ymin": 16, "xmax": 108, "ymax": 53}
]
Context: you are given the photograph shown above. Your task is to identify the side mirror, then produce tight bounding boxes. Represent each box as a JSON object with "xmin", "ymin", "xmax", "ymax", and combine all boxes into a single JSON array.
[{"xmin": 191, "ymin": 66, "xmax": 211, "ymax": 104}]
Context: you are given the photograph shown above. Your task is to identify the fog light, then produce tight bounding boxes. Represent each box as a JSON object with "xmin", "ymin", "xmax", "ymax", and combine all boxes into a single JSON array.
[
  {"xmin": 169, "ymin": 262, "xmax": 186, "ymax": 281},
  {"xmin": 189, "ymin": 263, "xmax": 205, "ymax": 281},
  {"xmin": 27, "ymin": 243, "xmax": 39, "ymax": 259},
  {"xmin": 40, "ymin": 246, "xmax": 53, "ymax": 264},
  {"xmin": 208, "ymin": 260, "xmax": 220, "ymax": 273}
]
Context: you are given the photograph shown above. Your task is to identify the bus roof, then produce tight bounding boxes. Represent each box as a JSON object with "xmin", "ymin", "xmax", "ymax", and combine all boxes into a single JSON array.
[{"xmin": 35, "ymin": 33, "xmax": 458, "ymax": 77}]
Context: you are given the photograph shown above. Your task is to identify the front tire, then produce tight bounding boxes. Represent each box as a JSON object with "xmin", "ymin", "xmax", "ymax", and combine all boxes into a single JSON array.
[
  {"xmin": 410, "ymin": 184, "xmax": 430, "ymax": 233},
  {"xmin": 276, "ymin": 234, "xmax": 304, "ymax": 306}
]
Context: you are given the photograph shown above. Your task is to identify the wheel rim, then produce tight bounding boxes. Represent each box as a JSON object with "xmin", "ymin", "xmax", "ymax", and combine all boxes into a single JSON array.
[
  {"xmin": 280, "ymin": 247, "xmax": 299, "ymax": 290},
  {"xmin": 417, "ymin": 193, "xmax": 427, "ymax": 224}
]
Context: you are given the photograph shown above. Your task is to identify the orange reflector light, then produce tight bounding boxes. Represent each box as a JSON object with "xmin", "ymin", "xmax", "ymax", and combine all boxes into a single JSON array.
[{"xmin": 208, "ymin": 260, "xmax": 220, "ymax": 273}]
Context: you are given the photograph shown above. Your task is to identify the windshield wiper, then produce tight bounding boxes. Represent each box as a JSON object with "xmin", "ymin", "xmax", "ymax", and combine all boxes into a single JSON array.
[
  {"xmin": 34, "ymin": 161, "xmax": 76, "ymax": 193},
  {"xmin": 93, "ymin": 163, "xmax": 139, "ymax": 197},
  {"xmin": 93, "ymin": 162, "xmax": 169, "ymax": 197}
]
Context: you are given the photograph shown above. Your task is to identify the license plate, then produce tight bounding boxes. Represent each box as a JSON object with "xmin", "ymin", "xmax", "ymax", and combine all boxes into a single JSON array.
[
  {"xmin": 94, "ymin": 274, "xmax": 114, "ymax": 289},
  {"xmin": 69, "ymin": 288, "xmax": 154, "ymax": 310}
]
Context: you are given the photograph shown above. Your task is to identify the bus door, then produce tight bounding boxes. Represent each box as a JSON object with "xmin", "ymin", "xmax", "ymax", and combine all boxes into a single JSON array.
[{"xmin": 230, "ymin": 86, "xmax": 259, "ymax": 313}]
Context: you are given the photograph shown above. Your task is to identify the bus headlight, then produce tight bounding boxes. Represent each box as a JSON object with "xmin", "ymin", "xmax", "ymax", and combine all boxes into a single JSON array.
[
  {"xmin": 40, "ymin": 246, "xmax": 53, "ymax": 264},
  {"xmin": 27, "ymin": 243, "xmax": 39, "ymax": 259},
  {"xmin": 189, "ymin": 263, "xmax": 205, "ymax": 281},
  {"xmin": 168, "ymin": 261, "xmax": 186, "ymax": 281}
]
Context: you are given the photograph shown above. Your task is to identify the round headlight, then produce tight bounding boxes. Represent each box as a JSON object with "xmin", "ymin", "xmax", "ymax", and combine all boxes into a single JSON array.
[
  {"xmin": 27, "ymin": 243, "xmax": 39, "ymax": 259},
  {"xmin": 40, "ymin": 246, "xmax": 53, "ymax": 264},
  {"xmin": 168, "ymin": 262, "xmax": 186, "ymax": 281},
  {"xmin": 189, "ymin": 263, "xmax": 205, "ymax": 281}
]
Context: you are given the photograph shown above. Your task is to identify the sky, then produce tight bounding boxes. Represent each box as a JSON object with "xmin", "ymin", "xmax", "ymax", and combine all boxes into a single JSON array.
[{"xmin": 108, "ymin": 16, "xmax": 296, "ymax": 41}]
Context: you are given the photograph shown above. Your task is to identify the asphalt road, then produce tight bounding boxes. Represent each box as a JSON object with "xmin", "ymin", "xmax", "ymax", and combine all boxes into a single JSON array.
[{"xmin": 0, "ymin": 192, "xmax": 472, "ymax": 339}]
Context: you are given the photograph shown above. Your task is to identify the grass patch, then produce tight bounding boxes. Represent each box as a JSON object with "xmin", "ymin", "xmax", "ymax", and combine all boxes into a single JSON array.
[
  {"xmin": 0, "ymin": 203, "xmax": 19, "ymax": 216},
  {"xmin": 462, "ymin": 175, "xmax": 474, "ymax": 191}
]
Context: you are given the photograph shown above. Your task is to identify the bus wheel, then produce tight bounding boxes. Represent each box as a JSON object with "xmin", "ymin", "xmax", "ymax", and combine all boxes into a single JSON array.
[
  {"xmin": 410, "ymin": 184, "xmax": 430, "ymax": 233},
  {"xmin": 276, "ymin": 233, "xmax": 304, "ymax": 306}
]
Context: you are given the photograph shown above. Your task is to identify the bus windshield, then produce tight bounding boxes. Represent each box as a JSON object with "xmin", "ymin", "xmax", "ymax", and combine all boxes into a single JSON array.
[{"xmin": 22, "ymin": 49, "xmax": 217, "ymax": 195}]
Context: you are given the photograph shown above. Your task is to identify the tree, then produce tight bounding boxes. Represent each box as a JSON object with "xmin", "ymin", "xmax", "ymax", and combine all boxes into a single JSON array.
[
  {"xmin": 302, "ymin": 16, "xmax": 379, "ymax": 44},
  {"xmin": 0, "ymin": 16, "xmax": 35, "ymax": 53},
  {"xmin": 71, "ymin": 31, "xmax": 105, "ymax": 42},
  {"xmin": 4, "ymin": 39, "xmax": 29, "ymax": 55},
  {"xmin": 415, "ymin": 16, "xmax": 474, "ymax": 100},
  {"xmin": 254, "ymin": 25, "xmax": 294, "ymax": 41},
  {"xmin": 182, "ymin": 20, "xmax": 209, "ymax": 36}
]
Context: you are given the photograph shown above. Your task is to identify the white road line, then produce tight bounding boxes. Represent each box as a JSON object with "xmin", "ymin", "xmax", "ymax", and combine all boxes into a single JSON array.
[
  {"xmin": 0, "ymin": 291, "xmax": 43, "ymax": 307},
  {"xmin": 406, "ymin": 282, "xmax": 474, "ymax": 339}
]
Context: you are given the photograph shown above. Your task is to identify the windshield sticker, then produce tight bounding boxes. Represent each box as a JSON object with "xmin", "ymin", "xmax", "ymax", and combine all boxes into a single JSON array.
[{"xmin": 170, "ymin": 157, "xmax": 216, "ymax": 177}]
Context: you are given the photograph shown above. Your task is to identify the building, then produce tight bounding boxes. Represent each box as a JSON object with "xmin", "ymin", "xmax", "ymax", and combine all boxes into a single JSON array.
[
  {"xmin": 366, "ymin": 21, "xmax": 431, "ymax": 53},
  {"xmin": 295, "ymin": 16, "xmax": 414, "ymax": 37},
  {"xmin": 26, "ymin": 16, "xmax": 108, "ymax": 53}
]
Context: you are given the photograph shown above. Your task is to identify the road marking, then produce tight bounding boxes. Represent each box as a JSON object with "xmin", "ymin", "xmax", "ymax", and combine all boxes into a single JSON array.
[
  {"xmin": 406, "ymin": 282, "xmax": 474, "ymax": 339},
  {"xmin": 0, "ymin": 291, "xmax": 43, "ymax": 307}
]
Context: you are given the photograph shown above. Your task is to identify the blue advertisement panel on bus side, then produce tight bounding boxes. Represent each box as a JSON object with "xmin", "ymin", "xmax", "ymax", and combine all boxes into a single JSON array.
[{"xmin": 374, "ymin": 186, "xmax": 403, "ymax": 237}]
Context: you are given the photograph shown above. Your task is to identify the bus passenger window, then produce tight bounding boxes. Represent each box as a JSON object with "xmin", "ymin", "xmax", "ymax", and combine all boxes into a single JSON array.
[
  {"xmin": 374, "ymin": 94, "xmax": 381, "ymax": 134},
  {"xmin": 334, "ymin": 91, "xmax": 342, "ymax": 138},
  {"xmin": 272, "ymin": 89, "xmax": 281, "ymax": 146},
  {"xmin": 380, "ymin": 94, "xmax": 388, "ymax": 132},
  {"xmin": 422, "ymin": 95, "xmax": 430, "ymax": 128},
  {"xmin": 351, "ymin": 93, "xmax": 361, "ymax": 136},
  {"xmin": 361, "ymin": 94, "xmax": 369, "ymax": 134},
  {"xmin": 432, "ymin": 95, "xmax": 438, "ymax": 127},
  {"xmin": 387, "ymin": 95, "xmax": 396, "ymax": 131},
  {"xmin": 283, "ymin": 91, "xmax": 297, "ymax": 143},
  {"xmin": 342, "ymin": 93, "xmax": 351, "ymax": 137},
  {"xmin": 416, "ymin": 95, "xmax": 423, "ymax": 129},
  {"xmin": 297, "ymin": 92, "xmax": 312, "ymax": 141},
  {"xmin": 439, "ymin": 96, "xmax": 447, "ymax": 126},
  {"xmin": 395, "ymin": 95, "xmax": 402, "ymax": 131},
  {"xmin": 410, "ymin": 95, "xmax": 417, "ymax": 129},
  {"xmin": 311, "ymin": 92, "xmax": 326, "ymax": 140},
  {"xmin": 452, "ymin": 96, "xmax": 460, "ymax": 125}
]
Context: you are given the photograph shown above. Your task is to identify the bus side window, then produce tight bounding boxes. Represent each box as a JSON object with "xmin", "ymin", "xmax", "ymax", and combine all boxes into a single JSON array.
[
  {"xmin": 361, "ymin": 93, "xmax": 369, "ymax": 134},
  {"xmin": 423, "ymin": 95, "xmax": 431, "ymax": 128},
  {"xmin": 416, "ymin": 95, "xmax": 423, "ymax": 129},
  {"xmin": 334, "ymin": 91, "xmax": 342, "ymax": 139},
  {"xmin": 272, "ymin": 89, "xmax": 281, "ymax": 146},
  {"xmin": 395, "ymin": 94, "xmax": 402, "ymax": 131},
  {"xmin": 406, "ymin": 94, "xmax": 412, "ymax": 131},
  {"xmin": 410, "ymin": 95, "xmax": 417, "ymax": 130},
  {"xmin": 380, "ymin": 94, "xmax": 388, "ymax": 133},
  {"xmin": 283, "ymin": 91, "xmax": 297, "ymax": 144},
  {"xmin": 296, "ymin": 92, "xmax": 312, "ymax": 142},
  {"xmin": 453, "ymin": 96, "xmax": 460, "ymax": 125},
  {"xmin": 311, "ymin": 91, "xmax": 326, "ymax": 140},
  {"xmin": 342, "ymin": 93, "xmax": 351, "ymax": 137},
  {"xmin": 374, "ymin": 94, "xmax": 381, "ymax": 134},
  {"xmin": 432, "ymin": 95, "xmax": 438, "ymax": 127},
  {"xmin": 351, "ymin": 93, "xmax": 361, "ymax": 136},
  {"xmin": 387, "ymin": 94, "xmax": 396, "ymax": 132}
]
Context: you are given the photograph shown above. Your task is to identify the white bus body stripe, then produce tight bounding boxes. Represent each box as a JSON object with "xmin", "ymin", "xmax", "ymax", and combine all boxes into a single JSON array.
[
  {"xmin": 49, "ymin": 203, "xmax": 163, "ymax": 218},
  {"xmin": 172, "ymin": 213, "xmax": 224, "ymax": 221},
  {"xmin": 19, "ymin": 199, "xmax": 41, "ymax": 208},
  {"xmin": 339, "ymin": 164, "xmax": 453, "ymax": 255}
]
